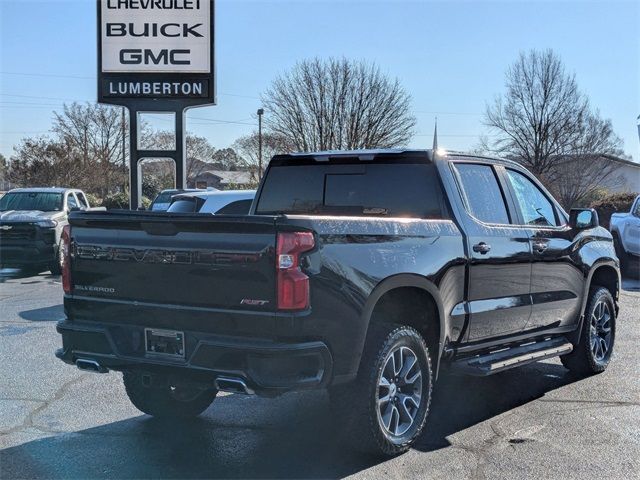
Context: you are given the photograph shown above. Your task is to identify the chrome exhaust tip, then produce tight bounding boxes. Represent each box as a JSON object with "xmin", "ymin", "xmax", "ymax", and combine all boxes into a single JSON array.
[
  {"xmin": 75, "ymin": 358, "xmax": 108, "ymax": 374},
  {"xmin": 214, "ymin": 376, "xmax": 254, "ymax": 395}
]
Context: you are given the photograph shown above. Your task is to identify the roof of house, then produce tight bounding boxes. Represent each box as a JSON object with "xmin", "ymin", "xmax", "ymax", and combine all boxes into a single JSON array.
[{"xmin": 198, "ymin": 170, "xmax": 255, "ymax": 185}]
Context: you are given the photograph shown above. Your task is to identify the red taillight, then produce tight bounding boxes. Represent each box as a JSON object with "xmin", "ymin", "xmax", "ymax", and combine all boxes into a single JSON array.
[
  {"xmin": 276, "ymin": 232, "xmax": 315, "ymax": 310},
  {"xmin": 61, "ymin": 224, "xmax": 72, "ymax": 294}
]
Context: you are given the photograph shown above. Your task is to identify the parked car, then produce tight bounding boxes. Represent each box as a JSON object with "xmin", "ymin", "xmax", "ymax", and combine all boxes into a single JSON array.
[
  {"xmin": 0, "ymin": 188, "xmax": 96, "ymax": 274},
  {"xmin": 149, "ymin": 189, "xmax": 204, "ymax": 212},
  {"xmin": 56, "ymin": 149, "xmax": 620, "ymax": 456},
  {"xmin": 610, "ymin": 194, "xmax": 640, "ymax": 276},
  {"xmin": 167, "ymin": 190, "xmax": 256, "ymax": 214}
]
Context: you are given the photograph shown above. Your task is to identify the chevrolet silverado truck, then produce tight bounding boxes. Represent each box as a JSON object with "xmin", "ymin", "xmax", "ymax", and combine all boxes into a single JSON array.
[
  {"xmin": 56, "ymin": 150, "xmax": 620, "ymax": 456},
  {"xmin": 0, "ymin": 188, "xmax": 93, "ymax": 274},
  {"xmin": 610, "ymin": 194, "xmax": 640, "ymax": 276}
]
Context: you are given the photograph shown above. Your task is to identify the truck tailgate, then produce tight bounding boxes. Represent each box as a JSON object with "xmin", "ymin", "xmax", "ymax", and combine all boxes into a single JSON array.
[{"xmin": 68, "ymin": 212, "xmax": 277, "ymax": 311}]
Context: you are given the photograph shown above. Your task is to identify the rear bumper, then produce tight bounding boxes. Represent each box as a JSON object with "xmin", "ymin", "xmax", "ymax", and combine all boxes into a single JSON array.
[{"xmin": 56, "ymin": 319, "xmax": 332, "ymax": 396}]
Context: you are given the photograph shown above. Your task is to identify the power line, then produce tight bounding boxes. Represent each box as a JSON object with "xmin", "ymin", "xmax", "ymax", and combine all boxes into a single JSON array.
[
  {"xmin": 414, "ymin": 110, "xmax": 483, "ymax": 117},
  {"xmin": 0, "ymin": 71, "xmax": 261, "ymax": 100}
]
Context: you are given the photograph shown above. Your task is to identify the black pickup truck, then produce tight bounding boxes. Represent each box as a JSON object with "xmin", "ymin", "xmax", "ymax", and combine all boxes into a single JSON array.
[{"xmin": 56, "ymin": 149, "xmax": 620, "ymax": 456}]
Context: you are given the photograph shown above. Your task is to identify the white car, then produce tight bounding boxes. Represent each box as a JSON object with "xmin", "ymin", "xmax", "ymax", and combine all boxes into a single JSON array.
[
  {"xmin": 167, "ymin": 190, "xmax": 256, "ymax": 215},
  {"xmin": 610, "ymin": 194, "xmax": 640, "ymax": 276},
  {"xmin": 149, "ymin": 189, "xmax": 204, "ymax": 212}
]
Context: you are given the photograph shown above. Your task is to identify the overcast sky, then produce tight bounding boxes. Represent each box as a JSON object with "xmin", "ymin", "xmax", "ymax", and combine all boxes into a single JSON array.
[{"xmin": 1, "ymin": 0, "xmax": 638, "ymax": 161}]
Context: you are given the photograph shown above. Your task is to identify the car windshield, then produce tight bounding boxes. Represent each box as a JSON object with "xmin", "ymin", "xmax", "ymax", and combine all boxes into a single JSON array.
[{"xmin": 0, "ymin": 192, "xmax": 63, "ymax": 212}]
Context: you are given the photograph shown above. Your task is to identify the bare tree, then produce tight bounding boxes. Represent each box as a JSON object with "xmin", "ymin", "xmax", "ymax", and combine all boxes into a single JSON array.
[
  {"xmin": 483, "ymin": 49, "xmax": 626, "ymax": 207},
  {"xmin": 143, "ymin": 131, "xmax": 217, "ymax": 185},
  {"xmin": 210, "ymin": 147, "xmax": 244, "ymax": 171},
  {"xmin": 262, "ymin": 58, "xmax": 416, "ymax": 151},
  {"xmin": 546, "ymin": 154, "xmax": 625, "ymax": 208},
  {"xmin": 8, "ymin": 137, "xmax": 94, "ymax": 190},
  {"xmin": 233, "ymin": 131, "xmax": 295, "ymax": 179},
  {"xmin": 52, "ymin": 103, "xmax": 127, "ymax": 195}
]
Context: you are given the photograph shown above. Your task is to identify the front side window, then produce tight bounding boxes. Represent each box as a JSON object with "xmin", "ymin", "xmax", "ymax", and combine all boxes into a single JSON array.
[
  {"xmin": 66, "ymin": 194, "xmax": 78, "ymax": 210},
  {"xmin": 453, "ymin": 163, "xmax": 510, "ymax": 224},
  {"xmin": 506, "ymin": 169, "xmax": 558, "ymax": 227},
  {"xmin": 633, "ymin": 199, "xmax": 640, "ymax": 218}
]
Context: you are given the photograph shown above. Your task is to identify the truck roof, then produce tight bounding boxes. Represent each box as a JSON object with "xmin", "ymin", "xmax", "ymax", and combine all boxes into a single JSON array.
[
  {"xmin": 280, "ymin": 149, "xmax": 431, "ymax": 163},
  {"xmin": 273, "ymin": 148, "xmax": 523, "ymax": 169},
  {"xmin": 8, "ymin": 187, "xmax": 77, "ymax": 194}
]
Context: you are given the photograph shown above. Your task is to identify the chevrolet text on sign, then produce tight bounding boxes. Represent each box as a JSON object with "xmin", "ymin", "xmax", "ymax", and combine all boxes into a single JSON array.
[{"xmin": 97, "ymin": 0, "xmax": 215, "ymax": 104}]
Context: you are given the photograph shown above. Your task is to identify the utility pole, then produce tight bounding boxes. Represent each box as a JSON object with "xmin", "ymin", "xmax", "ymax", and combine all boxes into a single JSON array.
[{"xmin": 257, "ymin": 108, "xmax": 264, "ymax": 180}]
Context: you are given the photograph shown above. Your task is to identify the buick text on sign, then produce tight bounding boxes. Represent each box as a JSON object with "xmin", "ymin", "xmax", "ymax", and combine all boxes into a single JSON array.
[{"xmin": 101, "ymin": 0, "xmax": 211, "ymax": 73}]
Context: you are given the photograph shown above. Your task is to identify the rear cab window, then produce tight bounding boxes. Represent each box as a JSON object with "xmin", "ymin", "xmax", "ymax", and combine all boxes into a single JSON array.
[
  {"xmin": 452, "ymin": 163, "xmax": 511, "ymax": 224},
  {"xmin": 255, "ymin": 161, "xmax": 446, "ymax": 219}
]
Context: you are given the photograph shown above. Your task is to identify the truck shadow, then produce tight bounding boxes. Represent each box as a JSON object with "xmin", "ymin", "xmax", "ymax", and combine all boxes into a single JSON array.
[
  {"xmin": 0, "ymin": 362, "xmax": 578, "ymax": 479},
  {"xmin": 0, "ymin": 269, "xmax": 58, "ymax": 282},
  {"xmin": 18, "ymin": 304, "xmax": 64, "ymax": 322}
]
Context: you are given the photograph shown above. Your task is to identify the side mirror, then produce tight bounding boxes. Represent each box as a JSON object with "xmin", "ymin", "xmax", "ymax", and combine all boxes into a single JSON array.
[{"xmin": 569, "ymin": 208, "xmax": 599, "ymax": 230}]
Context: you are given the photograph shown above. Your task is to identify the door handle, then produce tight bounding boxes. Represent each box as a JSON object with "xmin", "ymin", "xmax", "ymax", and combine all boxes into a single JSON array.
[
  {"xmin": 532, "ymin": 241, "xmax": 548, "ymax": 253},
  {"xmin": 473, "ymin": 242, "xmax": 491, "ymax": 254}
]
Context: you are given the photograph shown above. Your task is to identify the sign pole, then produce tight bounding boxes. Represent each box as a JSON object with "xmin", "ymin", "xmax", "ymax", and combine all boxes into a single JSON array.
[{"xmin": 96, "ymin": 0, "xmax": 215, "ymax": 209}]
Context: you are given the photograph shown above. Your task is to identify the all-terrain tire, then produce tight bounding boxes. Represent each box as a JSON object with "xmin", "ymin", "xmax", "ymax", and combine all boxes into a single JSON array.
[
  {"xmin": 561, "ymin": 287, "xmax": 615, "ymax": 375},
  {"xmin": 613, "ymin": 234, "xmax": 640, "ymax": 279},
  {"xmin": 330, "ymin": 324, "xmax": 433, "ymax": 457},
  {"xmin": 123, "ymin": 371, "xmax": 217, "ymax": 418},
  {"xmin": 49, "ymin": 242, "xmax": 62, "ymax": 275}
]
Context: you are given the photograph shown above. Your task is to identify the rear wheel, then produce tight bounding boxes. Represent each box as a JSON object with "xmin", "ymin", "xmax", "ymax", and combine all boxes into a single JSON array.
[
  {"xmin": 330, "ymin": 324, "xmax": 433, "ymax": 456},
  {"xmin": 561, "ymin": 287, "xmax": 615, "ymax": 375},
  {"xmin": 123, "ymin": 371, "xmax": 217, "ymax": 418}
]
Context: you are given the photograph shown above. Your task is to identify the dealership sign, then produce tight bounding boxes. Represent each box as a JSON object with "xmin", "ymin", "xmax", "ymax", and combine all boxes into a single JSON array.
[{"xmin": 97, "ymin": 0, "xmax": 215, "ymax": 105}]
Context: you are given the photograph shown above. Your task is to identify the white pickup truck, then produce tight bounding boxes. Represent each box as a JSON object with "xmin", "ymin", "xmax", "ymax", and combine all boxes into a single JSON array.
[{"xmin": 610, "ymin": 194, "xmax": 640, "ymax": 276}]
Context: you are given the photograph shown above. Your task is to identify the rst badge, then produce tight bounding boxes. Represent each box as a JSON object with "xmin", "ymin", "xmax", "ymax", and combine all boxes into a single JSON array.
[{"xmin": 240, "ymin": 299, "xmax": 270, "ymax": 306}]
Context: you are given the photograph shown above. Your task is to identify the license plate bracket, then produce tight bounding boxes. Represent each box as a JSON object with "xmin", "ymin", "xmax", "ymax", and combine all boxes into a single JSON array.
[{"xmin": 144, "ymin": 328, "xmax": 185, "ymax": 359}]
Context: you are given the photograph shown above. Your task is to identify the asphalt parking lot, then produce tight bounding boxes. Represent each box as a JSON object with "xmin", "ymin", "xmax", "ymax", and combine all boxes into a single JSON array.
[{"xmin": 1, "ymin": 272, "xmax": 639, "ymax": 479}]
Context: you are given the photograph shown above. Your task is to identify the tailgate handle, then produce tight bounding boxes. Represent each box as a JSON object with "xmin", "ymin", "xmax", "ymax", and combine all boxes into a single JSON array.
[{"xmin": 141, "ymin": 222, "xmax": 179, "ymax": 236}]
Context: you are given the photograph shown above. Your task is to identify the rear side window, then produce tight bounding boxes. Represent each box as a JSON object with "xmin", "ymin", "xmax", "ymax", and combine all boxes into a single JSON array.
[
  {"xmin": 215, "ymin": 199, "xmax": 253, "ymax": 215},
  {"xmin": 256, "ymin": 163, "xmax": 444, "ymax": 218},
  {"xmin": 454, "ymin": 163, "xmax": 510, "ymax": 224},
  {"xmin": 167, "ymin": 198, "xmax": 198, "ymax": 213},
  {"xmin": 76, "ymin": 192, "xmax": 89, "ymax": 208}
]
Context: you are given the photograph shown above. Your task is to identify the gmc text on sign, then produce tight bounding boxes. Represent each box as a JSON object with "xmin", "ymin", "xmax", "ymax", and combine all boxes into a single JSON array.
[{"xmin": 101, "ymin": 0, "xmax": 211, "ymax": 73}]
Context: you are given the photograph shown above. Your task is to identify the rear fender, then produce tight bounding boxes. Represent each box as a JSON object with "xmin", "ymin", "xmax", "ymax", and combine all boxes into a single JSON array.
[{"xmin": 359, "ymin": 274, "xmax": 446, "ymax": 378}]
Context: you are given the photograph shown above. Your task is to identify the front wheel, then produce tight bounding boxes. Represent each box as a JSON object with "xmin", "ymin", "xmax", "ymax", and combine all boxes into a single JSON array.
[
  {"xmin": 123, "ymin": 371, "xmax": 217, "ymax": 418},
  {"xmin": 561, "ymin": 287, "xmax": 616, "ymax": 375},
  {"xmin": 49, "ymin": 242, "xmax": 63, "ymax": 275},
  {"xmin": 331, "ymin": 324, "xmax": 433, "ymax": 456}
]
